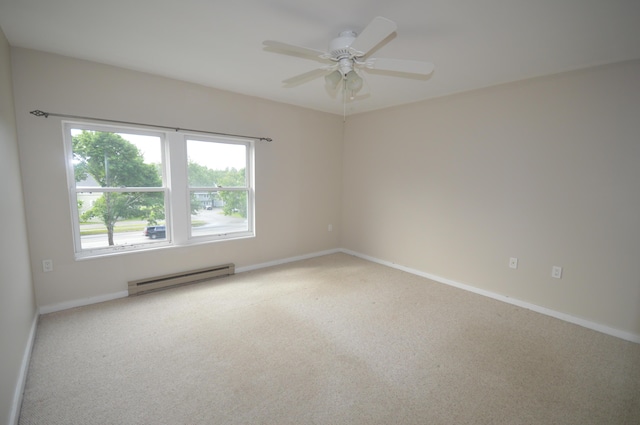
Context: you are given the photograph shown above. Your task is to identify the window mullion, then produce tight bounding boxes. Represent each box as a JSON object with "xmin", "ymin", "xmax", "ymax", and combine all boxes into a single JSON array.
[{"xmin": 167, "ymin": 132, "xmax": 189, "ymax": 244}]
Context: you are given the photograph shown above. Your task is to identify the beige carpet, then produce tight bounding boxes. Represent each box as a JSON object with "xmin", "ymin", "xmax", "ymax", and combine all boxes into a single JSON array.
[{"xmin": 19, "ymin": 253, "xmax": 640, "ymax": 424}]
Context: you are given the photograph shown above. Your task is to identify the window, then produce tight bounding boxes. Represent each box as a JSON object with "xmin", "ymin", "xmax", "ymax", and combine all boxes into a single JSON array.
[
  {"xmin": 187, "ymin": 137, "xmax": 253, "ymax": 240},
  {"xmin": 63, "ymin": 122, "xmax": 255, "ymax": 258}
]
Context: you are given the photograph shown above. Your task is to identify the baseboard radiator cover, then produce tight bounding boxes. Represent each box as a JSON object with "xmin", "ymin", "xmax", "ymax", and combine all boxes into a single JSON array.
[{"xmin": 128, "ymin": 263, "xmax": 235, "ymax": 295}]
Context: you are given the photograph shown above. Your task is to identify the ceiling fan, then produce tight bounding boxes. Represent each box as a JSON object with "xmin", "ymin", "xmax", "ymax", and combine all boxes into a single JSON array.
[{"xmin": 263, "ymin": 16, "xmax": 435, "ymax": 101}]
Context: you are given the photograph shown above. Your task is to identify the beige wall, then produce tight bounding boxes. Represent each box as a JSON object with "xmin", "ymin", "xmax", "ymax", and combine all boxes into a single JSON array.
[
  {"xmin": 0, "ymin": 30, "xmax": 37, "ymax": 425},
  {"xmin": 10, "ymin": 47, "xmax": 343, "ymax": 309},
  {"xmin": 8, "ymin": 47, "xmax": 640, "ymax": 342},
  {"xmin": 343, "ymin": 60, "xmax": 640, "ymax": 338}
]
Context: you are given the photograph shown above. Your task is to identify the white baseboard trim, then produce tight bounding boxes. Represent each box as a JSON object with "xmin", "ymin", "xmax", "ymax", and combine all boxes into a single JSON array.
[
  {"xmin": 37, "ymin": 250, "xmax": 342, "ymax": 314},
  {"xmin": 235, "ymin": 248, "xmax": 342, "ymax": 273},
  {"xmin": 342, "ymin": 249, "xmax": 640, "ymax": 344},
  {"xmin": 9, "ymin": 312, "xmax": 38, "ymax": 425},
  {"xmin": 38, "ymin": 290, "xmax": 129, "ymax": 315},
  {"xmin": 34, "ymin": 248, "xmax": 639, "ymax": 344}
]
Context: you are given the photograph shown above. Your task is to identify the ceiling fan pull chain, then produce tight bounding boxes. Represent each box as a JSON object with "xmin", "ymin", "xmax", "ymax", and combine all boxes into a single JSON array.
[{"xmin": 343, "ymin": 84, "xmax": 347, "ymax": 121}]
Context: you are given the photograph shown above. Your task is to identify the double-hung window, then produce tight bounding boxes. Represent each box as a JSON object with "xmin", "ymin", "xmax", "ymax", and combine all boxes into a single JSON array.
[
  {"xmin": 63, "ymin": 122, "xmax": 255, "ymax": 258},
  {"xmin": 186, "ymin": 137, "xmax": 254, "ymax": 240}
]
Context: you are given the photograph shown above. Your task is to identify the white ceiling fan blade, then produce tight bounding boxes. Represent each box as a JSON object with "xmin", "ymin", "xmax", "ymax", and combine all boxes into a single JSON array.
[
  {"xmin": 282, "ymin": 68, "xmax": 329, "ymax": 87},
  {"xmin": 263, "ymin": 40, "xmax": 329, "ymax": 62},
  {"xmin": 349, "ymin": 16, "xmax": 397, "ymax": 57},
  {"xmin": 366, "ymin": 58, "xmax": 435, "ymax": 75}
]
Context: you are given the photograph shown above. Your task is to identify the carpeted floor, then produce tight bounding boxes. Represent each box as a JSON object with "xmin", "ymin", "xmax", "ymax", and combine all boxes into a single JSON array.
[{"xmin": 19, "ymin": 253, "xmax": 640, "ymax": 424}]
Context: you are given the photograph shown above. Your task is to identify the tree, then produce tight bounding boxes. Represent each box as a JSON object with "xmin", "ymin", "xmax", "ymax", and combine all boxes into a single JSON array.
[
  {"xmin": 73, "ymin": 131, "xmax": 163, "ymax": 245},
  {"xmin": 217, "ymin": 168, "xmax": 247, "ymax": 218},
  {"xmin": 188, "ymin": 161, "xmax": 217, "ymax": 187},
  {"xmin": 187, "ymin": 161, "xmax": 247, "ymax": 217},
  {"xmin": 187, "ymin": 160, "xmax": 216, "ymax": 213}
]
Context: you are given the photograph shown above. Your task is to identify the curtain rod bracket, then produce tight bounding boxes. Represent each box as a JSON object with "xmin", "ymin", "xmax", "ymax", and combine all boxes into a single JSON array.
[{"xmin": 29, "ymin": 109, "xmax": 272, "ymax": 142}]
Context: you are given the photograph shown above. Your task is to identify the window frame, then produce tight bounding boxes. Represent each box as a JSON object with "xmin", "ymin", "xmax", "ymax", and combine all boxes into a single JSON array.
[
  {"xmin": 185, "ymin": 135, "xmax": 255, "ymax": 241},
  {"xmin": 62, "ymin": 121, "xmax": 255, "ymax": 259}
]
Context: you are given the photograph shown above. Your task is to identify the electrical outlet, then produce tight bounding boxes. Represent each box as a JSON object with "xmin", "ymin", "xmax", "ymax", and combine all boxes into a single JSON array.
[
  {"xmin": 42, "ymin": 259, "xmax": 53, "ymax": 273},
  {"xmin": 509, "ymin": 257, "xmax": 518, "ymax": 269},
  {"xmin": 552, "ymin": 266, "xmax": 562, "ymax": 279}
]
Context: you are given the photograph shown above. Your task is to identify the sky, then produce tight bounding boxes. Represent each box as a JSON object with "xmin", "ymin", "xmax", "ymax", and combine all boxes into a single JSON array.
[
  {"xmin": 123, "ymin": 133, "xmax": 246, "ymax": 171},
  {"xmin": 70, "ymin": 128, "xmax": 246, "ymax": 170}
]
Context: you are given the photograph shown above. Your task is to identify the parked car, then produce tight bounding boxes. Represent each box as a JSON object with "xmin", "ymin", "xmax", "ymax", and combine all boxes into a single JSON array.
[{"xmin": 144, "ymin": 225, "xmax": 166, "ymax": 239}]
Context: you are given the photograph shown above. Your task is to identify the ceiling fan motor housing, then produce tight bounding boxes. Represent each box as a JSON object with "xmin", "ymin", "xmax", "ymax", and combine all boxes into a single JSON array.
[{"xmin": 329, "ymin": 30, "xmax": 357, "ymax": 60}]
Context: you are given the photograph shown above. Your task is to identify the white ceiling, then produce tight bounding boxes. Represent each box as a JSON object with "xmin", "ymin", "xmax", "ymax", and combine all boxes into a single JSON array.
[{"xmin": 1, "ymin": 0, "xmax": 639, "ymax": 116}]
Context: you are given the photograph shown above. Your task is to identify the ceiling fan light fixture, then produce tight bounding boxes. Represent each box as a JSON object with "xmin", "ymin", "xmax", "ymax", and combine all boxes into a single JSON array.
[
  {"xmin": 345, "ymin": 70, "xmax": 363, "ymax": 92},
  {"xmin": 324, "ymin": 70, "xmax": 342, "ymax": 90}
]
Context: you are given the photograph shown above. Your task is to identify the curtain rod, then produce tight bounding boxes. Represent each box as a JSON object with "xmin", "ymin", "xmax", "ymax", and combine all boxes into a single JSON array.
[{"xmin": 29, "ymin": 110, "xmax": 273, "ymax": 142}]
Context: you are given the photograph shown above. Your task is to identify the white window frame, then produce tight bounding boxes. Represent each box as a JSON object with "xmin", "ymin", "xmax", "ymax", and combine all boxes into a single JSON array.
[
  {"xmin": 62, "ymin": 122, "xmax": 255, "ymax": 259},
  {"xmin": 185, "ymin": 135, "xmax": 255, "ymax": 242}
]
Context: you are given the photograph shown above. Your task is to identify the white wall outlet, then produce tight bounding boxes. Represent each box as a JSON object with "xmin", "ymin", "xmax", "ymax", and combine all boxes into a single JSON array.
[
  {"xmin": 328, "ymin": 224, "xmax": 333, "ymax": 232},
  {"xmin": 509, "ymin": 257, "xmax": 518, "ymax": 269},
  {"xmin": 42, "ymin": 259, "xmax": 53, "ymax": 273},
  {"xmin": 552, "ymin": 266, "xmax": 562, "ymax": 279}
]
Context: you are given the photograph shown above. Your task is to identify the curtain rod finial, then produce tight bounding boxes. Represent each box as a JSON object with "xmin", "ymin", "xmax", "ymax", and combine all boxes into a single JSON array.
[{"xmin": 30, "ymin": 110, "xmax": 49, "ymax": 118}]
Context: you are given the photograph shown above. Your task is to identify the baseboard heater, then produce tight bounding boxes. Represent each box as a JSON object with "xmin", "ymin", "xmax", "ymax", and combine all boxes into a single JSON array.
[{"xmin": 128, "ymin": 263, "xmax": 235, "ymax": 295}]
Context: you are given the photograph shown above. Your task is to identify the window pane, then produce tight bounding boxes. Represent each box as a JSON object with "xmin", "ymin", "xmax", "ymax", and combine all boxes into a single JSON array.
[
  {"xmin": 77, "ymin": 191, "xmax": 167, "ymax": 250},
  {"xmin": 72, "ymin": 129, "xmax": 163, "ymax": 188},
  {"xmin": 191, "ymin": 191, "xmax": 248, "ymax": 237},
  {"xmin": 187, "ymin": 139, "xmax": 246, "ymax": 188}
]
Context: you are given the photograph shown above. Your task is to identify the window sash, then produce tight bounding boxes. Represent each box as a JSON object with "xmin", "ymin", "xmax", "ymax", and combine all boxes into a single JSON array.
[
  {"xmin": 72, "ymin": 189, "xmax": 170, "ymax": 256},
  {"xmin": 189, "ymin": 189, "xmax": 252, "ymax": 239}
]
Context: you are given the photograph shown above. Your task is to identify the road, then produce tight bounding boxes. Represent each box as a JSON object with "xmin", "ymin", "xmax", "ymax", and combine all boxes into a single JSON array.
[{"xmin": 80, "ymin": 208, "xmax": 247, "ymax": 249}]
